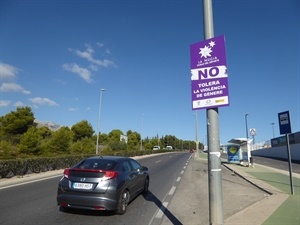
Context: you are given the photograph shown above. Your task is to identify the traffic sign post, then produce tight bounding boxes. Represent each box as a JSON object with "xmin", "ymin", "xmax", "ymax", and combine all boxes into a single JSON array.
[
  {"xmin": 190, "ymin": 1, "xmax": 227, "ymax": 224},
  {"xmin": 190, "ymin": 35, "xmax": 230, "ymax": 110},
  {"xmin": 278, "ymin": 111, "xmax": 294, "ymax": 195}
]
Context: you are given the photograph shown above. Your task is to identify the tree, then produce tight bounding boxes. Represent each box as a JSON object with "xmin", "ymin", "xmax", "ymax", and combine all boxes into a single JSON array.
[
  {"xmin": 46, "ymin": 126, "xmax": 73, "ymax": 154},
  {"xmin": 0, "ymin": 106, "xmax": 35, "ymax": 136},
  {"xmin": 37, "ymin": 126, "xmax": 53, "ymax": 139},
  {"xmin": 0, "ymin": 140, "xmax": 17, "ymax": 158},
  {"xmin": 70, "ymin": 137, "xmax": 95, "ymax": 154},
  {"xmin": 99, "ymin": 133, "xmax": 108, "ymax": 144},
  {"xmin": 19, "ymin": 127, "xmax": 42, "ymax": 155},
  {"xmin": 108, "ymin": 129, "xmax": 123, "ymax": 142},
  {"xmin": 127, "ymin": 131, "xmax": 140, "ymax": 151},
  {"xmin": 71, "ymin": 120, "xmax": 94, "ymax": 142}
]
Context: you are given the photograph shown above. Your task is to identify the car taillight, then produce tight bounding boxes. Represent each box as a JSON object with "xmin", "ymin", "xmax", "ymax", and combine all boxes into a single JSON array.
[
  {"xmin": 93, "ymin": 206, "xmax": 106, "ymax": 210},
  {"xmin": 63, "ymin": 168, "xmax": 70, "ymax": 178},
  {"xmin": 104, "ymin": 171, "xmax": 119, "ymax": 180},
  {"xmin": 63, "ymin": 168, "xmax": 119, "ymax": 180}
]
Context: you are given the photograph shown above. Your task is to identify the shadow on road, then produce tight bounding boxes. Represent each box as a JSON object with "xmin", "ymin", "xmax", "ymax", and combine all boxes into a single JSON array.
[
  {"xmin": 143, "ymin": 191, "xmax": 183, "ymax": 225},
  {"xmin": 59, "ymin": 206, "xmax": 116, "ymax": 217}
]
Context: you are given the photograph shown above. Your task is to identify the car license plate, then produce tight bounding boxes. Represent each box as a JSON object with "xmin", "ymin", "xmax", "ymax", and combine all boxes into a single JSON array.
[{"xmin": 72, "ymin": 182, "xmax": 93, "ymax": 190}]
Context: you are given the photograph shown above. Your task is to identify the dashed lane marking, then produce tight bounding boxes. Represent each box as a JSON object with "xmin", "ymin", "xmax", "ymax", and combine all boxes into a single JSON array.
[
  {"xmin": 169, "ymin": 186, "xmax": 176, "ymax": 195},
  {"xmin": 155, "ymin": 202, "xmax": 169, "ymax": 218}
]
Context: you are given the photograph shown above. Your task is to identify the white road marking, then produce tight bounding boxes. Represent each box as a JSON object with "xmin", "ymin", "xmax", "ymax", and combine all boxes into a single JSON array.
[
  {"xmin": 155, "ymin": 202, "xmax": 169, "ymax": 218},
  {"xmin": 168, "ymin": 186, "xmax": 176, "ymax": 195},
  {"xmin": 176, "ymin": 177, "xmax": 181, "ymax": 182},
  {"xmin": 0, "ymin": 174, "xmax": 62, "ymax": 190}
]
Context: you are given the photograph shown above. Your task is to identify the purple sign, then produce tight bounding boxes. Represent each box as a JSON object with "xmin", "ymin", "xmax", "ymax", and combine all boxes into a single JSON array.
[{"xmin": 190, "ymin": 35, "xmax": 230, "ymax": 110}]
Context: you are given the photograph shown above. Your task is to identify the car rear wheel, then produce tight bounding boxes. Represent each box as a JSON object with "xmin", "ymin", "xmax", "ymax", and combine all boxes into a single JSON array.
[
  {"xmin": 142, "ymin": 178, "xmax": 149, "ymax": 194},
  {"xmin": 117, "ymin": 190, "xmax": 130, "ymax": 215}
]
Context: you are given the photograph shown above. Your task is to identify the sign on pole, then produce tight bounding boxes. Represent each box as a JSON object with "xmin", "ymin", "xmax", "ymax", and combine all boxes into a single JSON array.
[
  {"xmin": 278, "ymin": 111, "xmax": 292, "ymax": 135},
  {"xmin": 190, "ymin": 35, "xmax": 230, "ymax": 110},
  {"xmin": 120, "ymin": 135, "xmax": 128, "ymax": 143},
  {"xmin": 278, "ymin": 110, "xmax": 294, "ymax": 195},
  {"xmin": 249, "ymin": 128, "xmax": 256, "ymax": 136}
]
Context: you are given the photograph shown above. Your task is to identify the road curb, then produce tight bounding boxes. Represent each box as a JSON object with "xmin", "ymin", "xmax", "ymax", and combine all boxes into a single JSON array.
[{"xmin": 222, "ymin": 162, "xmax": 290, "ymax": 225}]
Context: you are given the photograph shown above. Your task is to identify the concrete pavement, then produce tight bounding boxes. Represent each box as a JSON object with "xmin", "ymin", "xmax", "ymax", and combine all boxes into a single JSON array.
[{"xmin": 161, "ymin": 153, "xmax": 300, "ymax": 225}]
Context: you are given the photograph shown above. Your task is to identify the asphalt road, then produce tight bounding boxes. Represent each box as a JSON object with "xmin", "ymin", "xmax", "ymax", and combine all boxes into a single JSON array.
[
  {"xmin": 221, "ymin": 154, "xmax": 300, "ymax": 174},
  {"xmin": 0, "ymin": 152, "xmax": 191, "ymax": 225},
  {"xmin": 249, "ymin": 155, "xmax": 300, "ymax": 174},
  {"xmin": 1, "ymin": 152, "xmax": 298, "ymax": 225}
]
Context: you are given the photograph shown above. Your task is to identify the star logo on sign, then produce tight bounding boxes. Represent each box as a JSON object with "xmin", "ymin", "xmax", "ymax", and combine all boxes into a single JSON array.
[
  {"xmin": 209, "ymin": 41, "xmax": 215, "ymax": 47},
  {"xmin": 199, "ymin": 45, "xmax": 212, "ymax": 58}
]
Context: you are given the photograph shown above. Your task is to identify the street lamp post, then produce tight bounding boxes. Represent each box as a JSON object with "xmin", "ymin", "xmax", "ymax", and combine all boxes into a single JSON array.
[
  {"xmin": 271, "ymin": 122, "xmax": 275, "ymax": 138},
  {"xmin": 140, "ymin": 114, "xmax": 144, "ymax": 150},
  {"xmin": 245, "ymin": 113, "xmax": 250, "ymax": 165},
  {"xmin": 96, "ymin": 89, "xmax": 105, "ymax": 155}
]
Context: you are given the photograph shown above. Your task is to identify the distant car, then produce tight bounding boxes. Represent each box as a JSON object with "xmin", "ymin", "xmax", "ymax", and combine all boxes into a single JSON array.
[
  {"xmin": 153, "ymin": 146, "xmax": 160, "ymax": 150},
  {"xmin": 165, "ymin": 146, "xmax": 173, "ymax": 150},
  {"xmin": 56, "ymin": 156, "xmax": 149, "ymax": 215}
]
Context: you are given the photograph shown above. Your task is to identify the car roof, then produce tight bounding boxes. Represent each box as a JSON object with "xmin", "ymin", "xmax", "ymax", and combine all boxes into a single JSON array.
[{"xmin": 87, "ymin": 156, "xmax": 132, "ymax": 162}]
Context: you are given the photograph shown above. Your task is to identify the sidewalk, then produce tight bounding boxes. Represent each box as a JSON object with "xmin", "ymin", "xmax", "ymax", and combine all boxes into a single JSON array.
[
  {"xmin": 223, "ymin": 160, "xmax": 300, "ymax": 225},
  {"xmin": 222, "ymin": 163, "xmax": 299, "ymax": 225},
  {"xmin": 161, "ymin": 153, "xmax": 300, "ymax": 225}
]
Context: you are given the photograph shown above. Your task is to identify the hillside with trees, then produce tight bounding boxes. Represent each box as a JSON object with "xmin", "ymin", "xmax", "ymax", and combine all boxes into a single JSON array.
[{"xmin": 0, "ymin": 107, "xmax": 200, "ymax": 159}]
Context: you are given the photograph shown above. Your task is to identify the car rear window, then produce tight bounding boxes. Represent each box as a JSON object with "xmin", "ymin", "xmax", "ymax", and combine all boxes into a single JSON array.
[{"xmin": 75, "ymin": 158, "xmax": 117, "ymax": 170}]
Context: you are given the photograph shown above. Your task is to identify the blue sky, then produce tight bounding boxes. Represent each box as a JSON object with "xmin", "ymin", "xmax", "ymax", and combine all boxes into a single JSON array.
[{"xmin": 0, "ymin": 0, "xmax": 299, "ymax": 145}]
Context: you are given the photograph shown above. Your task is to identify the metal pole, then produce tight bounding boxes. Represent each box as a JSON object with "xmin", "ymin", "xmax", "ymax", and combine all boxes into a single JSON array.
[
  {"xmin": 245, "ymin": 113, "xmax": 250, "ymax": 164},
  {"xmin": 271, "ymin": 122, "xmax": 275, "ymax": 138},
  {"xmin": 140, "ymin": 114, "xmax": 144, "ymax": 150},
  {"xmin": 195, "ymin": 111, "xmax": 199, "ymax": 158},
  {"xmin": 203, "ymin": 0, "xmax": 223, "ymax": 224},
  {"xmin": 286, "ymin": 134, "xmax": 294, "ymax": 195},
  {"xmin": 96, "ymin": 89, "xmax": 105, "ymax": 155}
]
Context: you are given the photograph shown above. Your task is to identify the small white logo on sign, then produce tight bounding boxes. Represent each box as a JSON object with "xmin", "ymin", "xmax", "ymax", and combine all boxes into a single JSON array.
[{"xmin": 250, "ymin": 128, "xmax": 256, "ymax": 136}]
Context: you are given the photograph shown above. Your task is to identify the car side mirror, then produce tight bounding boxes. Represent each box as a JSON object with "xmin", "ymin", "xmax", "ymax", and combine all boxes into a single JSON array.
[
  {"xmin": 137, "ymin": 166, "xmax": 148, "ymax": 173},
  {"xmin": 141, "ymin": 166, "xmax": 148, "ymax": 171}
]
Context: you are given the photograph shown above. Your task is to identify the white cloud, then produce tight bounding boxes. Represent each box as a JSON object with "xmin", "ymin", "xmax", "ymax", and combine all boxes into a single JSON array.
[
  {"xmin": 68, "ymin": 107, "xmax": 79, "ymax": 112},
  {"xmin": 62, "ymin": 63, "xmax": 93, "ymax": 83},
  {"xmin": 14, "ymin": 101, "xmax": 25, "ymax": 107},
  {"xmin": 71, "ymin": 45, "xmax": 116, "ymax": 67},
  {"xmin": 29, "ymin": 97, "xmax": 59, "ymax": 106},
  {"xmin": 96, "ymin": 42, "xmax": 104, "ymax": 48},
  {"xmin": 0, "ymin": 82, "xmax": 31, "ymax": 94},
  {"xmin": 64, "ymin": 43, "xmax": 116, "ymax": 83},
  {"xmin": 76, "ymin": 49, "xmax": 115, "ymax": 67},
  {"xmin": 0, "ymin": 62, "xmax": 19, "ymax": 80},
  {"xmin": 0, "ymin": 100, "xmax": 11, "ymax": 107}
]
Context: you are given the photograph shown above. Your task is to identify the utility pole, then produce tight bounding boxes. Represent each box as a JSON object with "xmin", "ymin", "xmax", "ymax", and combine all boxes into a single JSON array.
[
  {"xmin": 195, "ymin": 111, "xmax": 199, "ymax": 157},
  {"xmin": 96, "ymin": 89, "xmax": 105, "ymax": 155},
  {"xmin": 203, "ymin": 0, "xmax": 224, "ymax": 224}
]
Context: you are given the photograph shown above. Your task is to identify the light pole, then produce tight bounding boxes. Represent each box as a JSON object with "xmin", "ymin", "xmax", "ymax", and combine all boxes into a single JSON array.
[
  {"xmin": 271, "ymin": 122, "xmax": 275, "ymax": 138},
  {"xmin": 245, "ymin": 113, "xmax": 250, "ymax": 164},
  {"xmin": 140, "ymin": 114, "xmax": 144, "ymax": 150},
  {"xmin": 195, "ymin": 111, "xmax": 199, "ymax": 158},
  {"xmin": 96, "ymin": 88, "xmax": 105, "ymax": 155}
]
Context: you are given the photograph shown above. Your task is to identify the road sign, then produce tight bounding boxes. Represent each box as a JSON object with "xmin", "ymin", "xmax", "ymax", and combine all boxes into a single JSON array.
[
  {"xmin": 249, "ymin": 128, "xmax": 256, "ymax": 136},
  {"xmin": 278, "ymin": 111, "xmax": 292, "ymax": 134},
  {"xmin": 120, "ymin": 135, "xmax": 128, "ymax": 143},
  {"xmin": 190, "ymin": 35, "xmax": 230, "ymax": 110}
]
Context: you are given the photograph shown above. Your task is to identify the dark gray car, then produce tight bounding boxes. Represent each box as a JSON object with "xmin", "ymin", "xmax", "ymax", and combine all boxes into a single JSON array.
[{"xmin": 56, "ymin": 156, "xmax": 149, "ymax": 215}]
